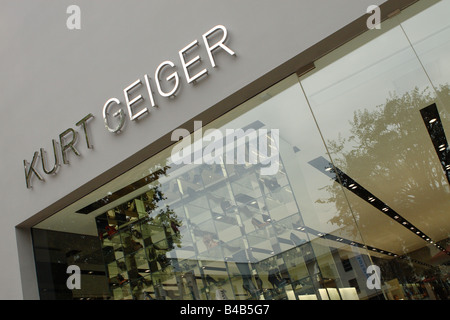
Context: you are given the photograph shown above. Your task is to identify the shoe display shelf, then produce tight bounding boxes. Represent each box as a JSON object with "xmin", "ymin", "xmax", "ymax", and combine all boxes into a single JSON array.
[{"xmin": 95, "ymin": 139, "xmax": 323, "ymax": 300}]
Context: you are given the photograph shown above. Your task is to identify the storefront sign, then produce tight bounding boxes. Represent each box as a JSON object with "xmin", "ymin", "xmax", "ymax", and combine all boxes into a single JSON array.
[
  {"xmin": 23, "ymin": 114, "xmax": 94, "ymax": 189},
  {"xmin": 102, "ymin": 25, "xmax": 235, "ymax": 133},
  {"xmin": 23, "ymin": 25, "xmax": 236, "ymax": 189}
]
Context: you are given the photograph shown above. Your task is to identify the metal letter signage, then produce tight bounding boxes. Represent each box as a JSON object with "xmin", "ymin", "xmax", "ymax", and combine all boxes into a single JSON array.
[
  {"xmin": 102, "ymin": 24, "xmax": 236, "ymax": 135},
  {"xmin": 24, "ymin": 25, "xmax": 236, "ymax": 189},
  {"xmin": 23, "ymin": 114, "xmax": 94, "ymax": 188}
]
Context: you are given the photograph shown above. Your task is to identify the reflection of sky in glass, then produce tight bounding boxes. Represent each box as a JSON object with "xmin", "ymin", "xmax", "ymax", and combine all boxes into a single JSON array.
[
  {"xmin": 300, "ymin": 25, "xmax": 434, "ymax": 147},
  {"xmin": 301, "ymin": 1, "xmax": 450, "ymax": 145},
  {"xmin": 401, "ymin": 0, "xmax": 450, "ymax": 132},
  {"xmin": 401, "ymin": 0, "xmax": 450, "ymax": 84}
]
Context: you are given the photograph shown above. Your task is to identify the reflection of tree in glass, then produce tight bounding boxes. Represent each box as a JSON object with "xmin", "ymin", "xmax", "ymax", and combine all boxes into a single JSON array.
[
  {"xmin": 121, "ymin": 162, "xmax": 183, "ymax": 253},
  {"xmin": 142, "ymin": 184, "xmax": 183, "ymax": 249},
  {"xmin": 317, "ymin": 85, "xmax": 449, "ymax": 236},
  {"xmin": 96, "ymin": 163, "xmax": 183, "ymax": 299}
]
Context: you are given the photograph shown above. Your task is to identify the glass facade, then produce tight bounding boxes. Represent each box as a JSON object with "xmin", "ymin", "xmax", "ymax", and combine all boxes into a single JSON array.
[{"xmin": 32, "ymin": 0, "xmax": 450, "ymax": 300}]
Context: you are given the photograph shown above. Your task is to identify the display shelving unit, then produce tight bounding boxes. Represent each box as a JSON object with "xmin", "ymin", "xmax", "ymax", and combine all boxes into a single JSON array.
[{"xmin": 95, "ymin": 138, "xmax": 324, "ymax": 300}]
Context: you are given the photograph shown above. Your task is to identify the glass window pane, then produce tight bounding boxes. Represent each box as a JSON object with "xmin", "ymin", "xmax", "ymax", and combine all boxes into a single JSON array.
[
  {"xmin": 300, "ymin": 7, "xmax": 450, "ymax": 301},
  {"xmin": 32, "ymin": 73, "xmax": 376, "ymax": 300},
  {"xmin": 399, "ymin": 0, "xmax": 450, "ymax": 117}
]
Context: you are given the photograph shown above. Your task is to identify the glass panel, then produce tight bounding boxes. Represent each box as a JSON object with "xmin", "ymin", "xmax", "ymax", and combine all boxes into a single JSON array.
[
  {"xmin": 399, "ymin": 0, "xmax": 450, "ymax": 116},
  {"xmin": 31, "ymin": 73, "xmax": 377, "ymax": 300},
  {"xmin": 299, "ymin": 5, "xmax": 450, "ymax": 300}
]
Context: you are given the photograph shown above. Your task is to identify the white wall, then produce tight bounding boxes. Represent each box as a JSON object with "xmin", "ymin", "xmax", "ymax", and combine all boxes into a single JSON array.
[{"xmin": 0, "ymin": 0, "xmax": 385, "ymax": 299}]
